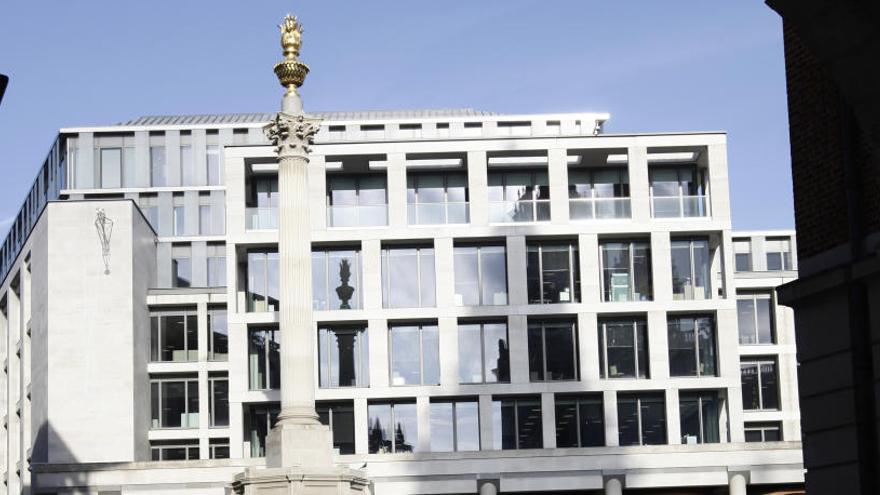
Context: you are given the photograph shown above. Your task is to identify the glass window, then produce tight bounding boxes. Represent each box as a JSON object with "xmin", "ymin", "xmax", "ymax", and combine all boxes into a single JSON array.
[
  {"xmin": 430, "ymin": 400, "xmax": 480, "ymax": 452},
  {"xmin": 488, "ymin": 170, "xmax": 550, "ymax": 223},
  {"xmin": 151, "ymin": 377, "xmax": 199, "ymax": 428},
  {"xmin": 247, "ymin": 403, "xmax": 279, "ymax": 458},
  {"xmin": 744, "ymin": 422, "xmax": 782, "ymax": 442},
  {"xmin": 555, "ymin": 394, "xmax": 604, "ymax": 448},
  {"xmin": 139, "ymin": 195, "xmax": 159, "ymax": 230},
  {"xmin": 208, "ymin": 308, "xmax": 228, "ymax": 361},
  {"xmin": 173, "ymin": 206, "xmax": 186, "ymax": 236},
  {"xmin": 493, "ymin": 396, "xmax": 542, "ymax": 450},
  {"xmin": 151, "ymin": 146, "xmax": 167, "ymax": 187},
  {"xmin": 327, "ymin": 174, "xmax": 388, "ymax": 227},
  {"xmin": 600, "ymin": 241, "xmax": 653, "ymax": 302},
  {"xmin": 318, "ymin": 326, "xmax": 369, "ymax": 388},
  {"xmin": 100, "ymin": 148, "xmax": 122, "ymax": 188},
  {"xmin": 313, "ymin": 248, "xmax": 362, "ymax": 310},
  {"xmin": 368, "ymin": 401, "xmax": 417, "ymax": 453},
  {"xmin": 766, "ymin": 237, "xmax": 793, "ymax": 271},
  {"xmin": 390, "ymin": 324, "xmax": 439, "ymax": 386},
  {"xmin": 407, "ymin": 173, "xmax": 469, "ymax": 225},
  {"xmin": 737, "ymin": 292, "xmax": 775, "ymax": 344},
  {"xmin": 210, "ymin": 439, "xmax": 230, "ymax": 459},
  {"xmin": 668, "ymin": 315, "xmax": 717, "ymax": 377},
  {"xmin": 151, "ymin": 440, "xmax": 199, "ymax": 461},
  {"xmin": 617, "ymin": 393, "xmax": 666, "ymax": 446},
  {"xmin": 172, "ymin": 255, "xmax": 192, "ymax": 288},
  {"xmin": 598, "ymin": 318, "xmax": 649, "ymax": 379},
  {"xmin": 199, "ymin": 205, "xmax": 212, "ymax": 235},
  {"xmin": 317, "ymin": 401, "xmax": 356, "ymax": 455},
  {"xmin": 458, "ymin": 322, "xmax": 510, "ymax": 384},
  {"xmin": 528, "ymin": 319, "xmax": 578, "ymax": 381},
  {"xmin": 527, "ymin": 242, "xmax": 580, "ymax": 304},
  {"xmin": 453, "ymin": 245, "xmax": 507, "ymax": 306},
  {"xmin": 150, "ymin": 310, "xmax": 198, "ymax": 362},
  {"xmin": 382, "ymin": 247, "xmax": 435, "ymax": 308},
  {"xmin": 650, "ymin": 165, "xmax": 708, "ymax": 218},
  {"xmin": 248, "ymin": 328, "xmax": 280, "ymax": 390},
  {"xmin": 679, "ymin": 391, "xmax": 721, "ymax": 444},
  {"xmin": 671, "ymin": 239, "xmax": 711, "ymax": 300},
  {"xmin": 733, "ymin": 239, "xmax": 752, "ymax": 272},
  {"xmin": 207, "ymin": 255, "xmax": 226, "ymax": 287},
  {"xmin": 247, "ymin": 250, "xmax": 280, "ymax": 312},
  {"xmin": 180, "ymin": 144, "xmax": 194, "ymax": 186},
  {"xmin": 207, "ymin": 145, "xmax": 221, "ymax": 186},
  {"xmin": 741, "ymin": 359, "xmax": 780, "ymax": 410},
  {"xmin": 568, "ymin": 167, "xmax": 631, "ymax": 219},
  {"xmin": 209, "ymin": 377, "xmax": 229, "ymax": 427}
]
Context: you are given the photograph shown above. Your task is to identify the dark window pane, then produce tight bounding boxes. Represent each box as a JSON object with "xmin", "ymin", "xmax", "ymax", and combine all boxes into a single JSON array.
[
  {"xmin": 617, "ymin": 398, "xmax": 639, "ymax": 446},
  {"xmin": 545, "ymin": 323, "xmax": 576, "ymax": 380},
  {"xmin": 517, "ymin": 400, "xmax": 543, "ymax": 449},
  {"xmin": 741, "ymin": 364, "xmax": 760, "ymax": 410},
  {"xmin": 579, "ymin": 400, "xmax": 605, "ymax": 447},
  {"xmin": 555, "ymin": 399, "xmax": 579, "ymax": 448},
  {"xmin": 761, "ymin": 362, "xmax": 780, "ymax": 409},
  {"xmin": 640, "ymin": 397, "xmax": 666, "ymax": 445},
  {"xmin": 527, "ymin": 326, "xmax": 544, "ymax": 381}
]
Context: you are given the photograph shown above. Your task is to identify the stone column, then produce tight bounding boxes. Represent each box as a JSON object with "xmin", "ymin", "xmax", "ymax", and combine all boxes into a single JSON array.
[
  {"xmin": 729, "ymin": 472, "xmax": 748, "ymax": 495},
  {"xmin": 604, "ymin": 477, "xmax": 623, "ymax": 495}
]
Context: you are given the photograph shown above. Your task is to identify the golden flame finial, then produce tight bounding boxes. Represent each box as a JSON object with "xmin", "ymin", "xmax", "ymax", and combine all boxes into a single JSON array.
[
  {"xmin": 279, "ymin": 13, "xmax": 303, "ymax": 59},
  {"xmin": 273, "ymin": 13, "xmax": 310, "ymax": 111}
]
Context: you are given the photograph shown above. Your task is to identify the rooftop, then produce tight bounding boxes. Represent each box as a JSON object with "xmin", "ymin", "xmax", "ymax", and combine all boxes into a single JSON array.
[{"xmin": 116, "ymin": 109, "xmax": 498, "ymax": 127}]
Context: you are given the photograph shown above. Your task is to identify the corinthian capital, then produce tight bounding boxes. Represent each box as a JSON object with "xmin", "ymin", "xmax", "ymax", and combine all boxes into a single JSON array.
[{"xmin": 264, "ymin": 112, "xmax": 322, "ymax": 157}]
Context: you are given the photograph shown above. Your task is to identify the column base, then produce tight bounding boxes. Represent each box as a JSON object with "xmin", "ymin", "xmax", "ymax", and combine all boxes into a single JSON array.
[
  {"xmin": 265, "ymin": 422, "xmax": 335, "ymax": 469},
  {"xmin": 232, "ymin": 466, "xmax": 370, "ymax": 495}
]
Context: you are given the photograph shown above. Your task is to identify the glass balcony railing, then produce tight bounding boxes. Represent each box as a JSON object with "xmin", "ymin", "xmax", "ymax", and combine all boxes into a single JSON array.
[
  {"xmin": 327, "ymin": 205, "xmax": 388, "ymax": 228},
  {"xmin": 407, "ymin": 202, "xmax": 469, "ymax": 225},
  {"xmin": 569, "ymin": 197, "xmax": 631, "ymax": 220},
  {"xmin": 246, "ymin": 207, "xmax": 278, "ymax": 230},
  {"xmin": 488, "ymin": 200, "xmax": 551, "ymax": 223},
  {"xmin": 652, "ymin": 195, "xmax": 709, "ymax": 218}
]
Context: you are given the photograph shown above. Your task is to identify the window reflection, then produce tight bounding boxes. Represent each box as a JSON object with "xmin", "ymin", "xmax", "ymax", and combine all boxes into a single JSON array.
[
  {"xmin": 319, "ymin": 326, "xmax": 369, "ymax": 388},
  {"xmin": 382, "ymin": 247, "xmax": 435, "ymax": 308},
  {"xmin": 430, "ymin": 400, "xmax": 479, "ymax": 452},
  {"xmin": 617, "ymin": 393, "xmax": 666, "ymax": 446},
  {"xmin": 555, "ymin": 395, "xmax": 604, "ymax": 448},
  {"xmin": 313, "ymin": 248, "xmax": 362, "ymax": 310},
  {"xmin": 454, "ymin": 245, "xmax": 507, "ymax": 306},
  {"xmin": 458, "ymin": 322, "xmax": 509, "ymax": 384},
  {"xmin": 527, "ymin": 242, "xmax": 580, "ymax": 304},
  {"xmin": 600, "ymin": 241, "xmax": 652, "ymax": 302},
  {"xmin": 368, "ymin": 402, "xmax": 417, "ymax": 453},
  {"xmin": 493, "ymin": 396, "xmax": 542, "ymax": 450}
]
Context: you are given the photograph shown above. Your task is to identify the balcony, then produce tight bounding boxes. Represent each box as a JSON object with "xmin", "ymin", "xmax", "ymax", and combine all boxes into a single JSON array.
[
  {"xmin": 569, "ymin": 197, "xmax": 631, "ymax": 220},
  {"xmin": 488, "ymin": 199, "xmax": 550, "ymax": 223},
  {"xmin": 246, "ymin": 207, "xmax": 278, "ymax": 230},
  {"xmin": 408, "ymin": 202, "xmax": 469, "ymax": 225},
  {"xmin": 652, "ymin": 195, "xmax": 709, "ymax": 218},
  {"xmin": 327, "ymin": 205, "xmax": 388, "ymax": 228}
]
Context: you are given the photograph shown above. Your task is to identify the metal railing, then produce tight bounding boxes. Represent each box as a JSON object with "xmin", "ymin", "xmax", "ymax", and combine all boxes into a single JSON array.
[
  {"xmin": 569, "ymin": 197, "xmax": 631, "ymax": 220},
  {"xmin": 407, "ymin": 202, "xmax": 469, "ymax": 225},
  {"xmin": 651, "ymin": 195, "xmax": 709, "ymax": 218}
]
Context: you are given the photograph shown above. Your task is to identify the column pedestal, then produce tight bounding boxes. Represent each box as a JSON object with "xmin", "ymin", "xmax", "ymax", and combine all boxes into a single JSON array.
[{"xmin": 232, "ymin": 466, "xmax": 370, "ymax": 495}]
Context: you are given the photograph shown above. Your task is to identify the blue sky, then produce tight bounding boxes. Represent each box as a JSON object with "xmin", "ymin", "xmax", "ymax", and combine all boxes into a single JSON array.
[{"xmin": 0, "ymin": 1, "xmax": 791, "ymax": 232}]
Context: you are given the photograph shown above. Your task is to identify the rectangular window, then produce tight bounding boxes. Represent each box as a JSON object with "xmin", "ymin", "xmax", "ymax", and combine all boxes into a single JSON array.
[
  {"xmin": 172, "ymin": 245, "xmax": 192, "ymax": 288},
  {"xmin": 733, "ymin": 238, "xmax": 752, "ymax": 272},
  {"xmin": 151, "ymin": 440, "xmax": 199, "ymax": 461},
  {"xmin": 493, "ymin": 396, "xmax": 542, "ymax": 450},
  {"xmin": 209, "ymin": 376, "xmax": 229, "ymax": 427},
  {"xmin": 368, "ymin": 401, "xmax": 417, "ymax": 453},
  {"xmin": 555, "ymin": 394, "xmax": 604, "ymax": 448},
  {"xmin": 248, "ymin": 328, "xmax": 280, "ymax": 390},
  {"xmin": 208, "ymin": 308, "xmax": 228, "ymax": 361},
  {"xmin": 389, "ymin": 323, "xmax": 439, "ymax": 386},
  {"xmin": 617, "ymin": 393, "xmax": 666, "ymax": 446},
  {"xmin": 317, "ymin": 401, "xmax": 356, "ymax": 454},
  {"xmin": 598, "ymin": 318, "xmax": 649, "ymax": 379},
  {"xmin": 100, "ymin": 148, "xmax": 122, "ymax": 188},
  {"xmin": 318, "ymin": 326, "xmax": 369, "ymax": 388},
  {"xmin": 180, "ymin": 144, "xmax": 194, "ymax": 186},
  {"xmin": 199, "ymin": 205, "xmax": 212, "ymax": 235},
  {"xmin": 568, "ymin": 167, "xmax": 631, "ymax": 219},
  {"xmin": 327, "ymin": 174, "xmax": 388, "ymax": 227},
  {"xmin": 670, "ymin": 239, "xmax": 711, "ymax": 300},
  {"xmin": 381, "ymin": 246, "xmax": 435, "ymax": 308},
  {"xmin": 650, "ymin": 165, "xmax": 708, "ymax": 218},
  {"xmin": 210, "ymin": 438, "xmax": 230, "ymax": 459},
  {"xmin": 668, "ymin": 315, "xmax": 717, "ymax": 377},
  {"xmin": 679, "ymin": 391, "xmax": 721, "ymax": 444},
  {"xmin": 600, "ymin": 240, "xmax": 652, "ymax": 302},
  {"xmin": 487, "ymin": 170, "xmax": 550, "ymax": 223},
  {"xmin": 139, "ymin": 195, "xmax": 159, "ymax": 230},
  {"xmin": 528, "ymin": 319, "xmax": 578, "ymax": 381},
  {"xmin": 150, "ymin": 310, "xmax": 198, "ymax": 362},
  {"xmin": 407, "ymin": 173, "xmax": 469, "ymax": 225},
  {"xmin": 430, "ymin": 399, "xmax": 480, "ymax": 452},
  {"xmin": 247, "ymin": 250, "xmax": 279, "ymax": 312},
  {"xmin": 744, "ymin": 422, "xmax": 782, "ymax": 442},
  {"xmin": 151, "ymin": 146, "xmax": 167, "ymax": 187},
  {"xmin": 741, "ymin": 358, "xmax": 780, "ymax": 410},
  {"xmin": 453, "ymin": 245, "xmax": 507, "ymax": 306},
  {"xmin": 765, "ymin": 237, "xmax": 793, "ymax": 271},
  {"xmin": 737, "ymin": 292, "xmax": 775, "ymax": 344},
  {"xmin": 247, "ymin": 403, "xmax": 279, "ymax": 458},
  {"xmin": 458, "ymin": 321, "xmax": 510, "ymax": 384},
  {"xmin": 207, "ymin": 244, "xmax": 226, "ymax": 287},
  {"xmin": 312, "ymin": 248, "xmax": 362, "ymax": 310},
  {"xmin": 173, "ymin": 206, "xmax": 186, "ymax": 236},
  {"xmin": 206, "ymin": 145, "xmax": 221, "ymax": 186},
  {"xmin": 527, "ymin": 242, "xmax": 580, "ymax": 304},
  {"xmin": 246, "ymin": 176, "xmax": 279, "ymax": 230},
  {"xmin": 151, "ymin": 377, "xmax": 199, "ymax": 428}
]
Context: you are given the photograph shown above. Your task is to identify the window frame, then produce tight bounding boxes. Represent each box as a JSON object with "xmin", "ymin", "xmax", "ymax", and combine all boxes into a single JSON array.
[
  {"xmin": 367, "ymin": 401, "xmax": 418, "ymax": 454},
  {"xmin": 493, "ymin": 395, "xmax": 543, "ymax": 450},
  {"xmin": 312, "ymin": 248, "xmax": 363, "ymax": 311},
  {"xmin": 527, "ymin": 319, "xmax": 579, "ymax": 382},
  {"xmin": 429, "ymin": 399, "xmax": 481, "ymax": 452},
  {"xmin": 206, "ymin": 144, "xmax": 221, "ymax": 186},
  {"xmin": 458, "ymin": 321, "xmax": 510, "ymax": 384},
  {"xmin": 317, "ymin": 400, "xmax": 356, "ymax": 454},
  {"xmin": 598, "ymin": 317, "xmax": 649, "ymax": 379},
  {"xmin": 247, "ymin": 249, "xmax": 280, "ymax": 312},
  {"xmin": 99, "ymin": 147, "xmax": 124, "ymax": 189},
  {"xmin": 150, "ymin": 145, "xmax": 167, "ymax": 187},
  {"xmin": 388, "ymin": 323, "xmax": 440, "ymax": 386},
  {"xmin": 736, "ymin": 292, "xmax": 776, "ymax": 345},
  {"xmin": 744, "ymin": 421, "xmax": 782, "ymax": 442},
  {"xmin": 526, "ymin": 241, "xmax": 580, "ymax": 304},
  {"xmin": 678, "ymin": 390, "xmax": 721, "ymax": 444},
  {"xmin": 318, "ymin": 325, "xmax": 370, "ymax": 388},
  {"xmin": 208, "ymin": 376, "xmax": 229, "ymax": 428},
  {"xmin": 648, "ymin": 164, "xmax": 710, "ymax": 218},
  {"xmin": 554, "ymin": 394, "xmax": 605, "ymax": 448},
  {"xmin": 207, "ymin": 308, "xmax": 228, "ymax": 361},
  {"xmin": 487, "ymin": 169, "xmax": 551, "ymax": 223},
  {"xmin": 670, "ymin": 238, "xmax": 711, "ymax": 300},
  {"xmin": 407, "ymin": 172, "xmax": 470, "ymax": 225},
  {"xmin": 326, "ymin": 174, "xmax": 389, "ymax": 227},
  {"xmin": 150, "ymin": 376, "xmax": 199, "ymax": 429},
  {"xmin": 150, "ymin": 309, "xmax": 198, "ymax": 363},
  {"xmin": 599, "ymin": 240, "xmax": 653, "ymax": 302},
  {"xmin": 740, "ymin": 358, "xmax": 780, "ymax": 411},
  {"xmin": 616, "ymin": 393, "xmax": 667, "ymax": 446},
  {"xmin": 567, "ymin": 166, "xmax": 631, "ymax": 220},
  {"xmin": 381, "ymin": 246, "xmax": 436, "ymax": 309},
  {"xmin": 151, "ymin": 440, "xmax": 199, "ymax": 461},
  {"xmin": 248, "ymin": 328, "xmax": 281, "ymax": 390},
  {"xmin": 667, "ymin": 314, "xmax": 717, "ymax": 378},
  {"xmin": 453, "ymin": 244, "xmax": 508, "ymax": 306}
]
